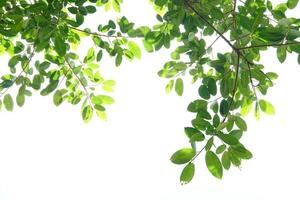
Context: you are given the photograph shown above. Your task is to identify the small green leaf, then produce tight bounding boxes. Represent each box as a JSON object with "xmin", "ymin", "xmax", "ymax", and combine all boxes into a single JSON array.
[
  {"xmin": 207, "ymin": 78, "xmax": 217, "ymax": 95},
  {"xmin": 180, "ymin": 163, "xmax": 195, "ymax": 185},
  {"xmin": 259, "ymin": 99, "xmax": 275, "ymax": 115},
  {"xmin": 235, "ymin": 116, "xmax": 247, "ymax": 131},
  {"xmin": 221, "ymin": 151, "xmax": 231, "ymax": 170},
  {"xmin": 217, "ymin": 133, "xmax": 239, "ymax": 145},
  {"xmin": 54, "ymin": 36, "xmax": 67, "ymax": 56},
  {"xmin": 81, "ymin": 105, "xmax": 93, "ymax": 123},
  {"xmin": 170, "ymin": 148, "xmax": 196, "ymax": 165},
  {"xmin": 165, "ymin": 80, "xmax": 174, "ymax": 94},
  {"xmin": 205, "ymin": 151, "xmax": 223, "ymax": 179},
  {"xmin": 128, "ymin": 41, "xmax": 141, "ymax": 59},
  {"xmin": 198, "ymin": 85, "xmax": 210, "ymax": 100},
  {"xmin": 3, "ymin": 94, "xmax": 14, "ymax": 111},
  {"xmin": 175, "ymin": 78, "xmax": 184, "ymax": 96},
  {"xmin": 216, "ymin": 144, "xmax": 226, "ymax": 154},
  {"xmin": 287, "ymin": 0, "xmax": 299, "ymax": 9},
  {"xmin": 84, "ymin": 48, "xmax": 95, "ymax": 63},
  {"xmin": 16, "ymin": 93, "xmax": 25, "ymax": 107},
  {"xmin": 277, "ymin": 46, "xmax": 286, "ymax": 63}
]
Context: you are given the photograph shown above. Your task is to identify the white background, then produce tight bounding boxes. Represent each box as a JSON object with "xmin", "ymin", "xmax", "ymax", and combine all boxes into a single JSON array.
[{"xmin": 1, "ymin": 1, "xmax": 300, "ymax": 199}]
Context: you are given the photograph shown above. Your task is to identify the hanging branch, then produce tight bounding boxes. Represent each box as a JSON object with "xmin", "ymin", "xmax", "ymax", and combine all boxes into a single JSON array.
[
  {"xmin": 238, "ymin": 41, "xmax": 300, "ymax": 50},
  {"xmin": 64, "ymin": 57, "xmax": 94, "ymax": 110}
]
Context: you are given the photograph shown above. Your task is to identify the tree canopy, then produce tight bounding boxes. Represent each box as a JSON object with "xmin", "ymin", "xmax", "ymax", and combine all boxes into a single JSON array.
[{"xmin": 0, "ymin": 0, "xmax": 300, "ymax": 184}]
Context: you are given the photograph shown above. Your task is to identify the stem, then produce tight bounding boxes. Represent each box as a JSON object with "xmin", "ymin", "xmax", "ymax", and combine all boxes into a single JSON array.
[
  {"xmin": 0, "ymin": 50, "xmax": 35, "ymax": 98},
  {"xmin": 221, "ymin": 53, "xmax": 240, "ymax": 124},
  {"xmin": 68, "ymin": 26, "xmax": 127, "ymax": 39},
  {"xmin": 183, "ymin": 0, "xmax": 237, "ymax": 51},
  {"xmin": 64, "ymin": 57, "xmax": 94, "ymax": 109},
  {"xmin": 190, "ymin": 145, "xmax": 206, "ymax": 163},
  {"xmin": 238, "ymin": 41, "xmax": 300, "ymax": 50}
]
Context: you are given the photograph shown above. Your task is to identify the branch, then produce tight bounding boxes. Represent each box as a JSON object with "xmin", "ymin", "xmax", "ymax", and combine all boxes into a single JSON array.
[
  {"xmin": 238, "ymin": 41, "xmax": 300, "ymax": 50},
  {"xmin": 64, "ymin": 57, "xmax": 94, "ymax": 109},
  {"xmin": 0, "ymin": 50, "xmax": 35, "ymax": 98},
  {"xmin": 189, "ymin": 143, "xmax": 207, "ymax": 163},
  {"xmin": 246, "ymin": 62, "xmax": 258, "ymax": 100},
  {"xmin": 221, "ymin": 53, "xmax": 240, "ymax": 124},
  {"xmin": 68, "ymin": 26, "xmax": 127, "ymax": 39},
  {"xmin": 183, "ymin": 0, "xmax": 237, "ymax": 51}
]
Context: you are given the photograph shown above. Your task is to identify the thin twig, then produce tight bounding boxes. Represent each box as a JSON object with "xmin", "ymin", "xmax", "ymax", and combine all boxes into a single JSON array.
[
  {"xmin": 0, "ymin": 50, "xmax": 35, "ymax": 98},
  {"xmin": 221, "ymin": 53, "xmax": 240, "ymax": 124},
  {"xmin": 64, "ymin": 57, "xmax": 94, "ymax": 109},
  {"xmin": 238, "ymin": 41, "xmax": 300, "ymax": 50},
  {"xmin": 183, "ymin": 0, "xmax": 237, "ymax": 51},
  {"xmin": 68, "ymin": 25, "xmax": 127, "ymax": 39}
]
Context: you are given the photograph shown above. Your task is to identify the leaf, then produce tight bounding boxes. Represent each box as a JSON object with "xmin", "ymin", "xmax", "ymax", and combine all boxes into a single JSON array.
[
  {"xmin": 207, "ymin": 78, "xmax": 217, "ymax": 95},
  {"xmin": 180, "ymin": 163, "xmax": 195, "ymax": 185},
  {"xmin": 84, "ymin": 48, "xmax": 95, "ymax": 63},
  {"xmin": 240, "ymin": 97, "xmax": 253, "ymax": 116},
  {"xmin": 205, "ymin": 151, "xmax": 223, "ymax": 179},
  {"xmin": 170, "ymin": 148, "xmax": 196, "ymax": 164},
  {"xmin": 128, "ymin": 41, "xmax": 141, "ymax": 59},
  {"xmin": 277, "ymin": 46, "xmax": 286, "ymax": 63},
  {"xmin": 95, "ymin": 95, "xmax": 114, "ymax": 105},
  {"xmin": 175, "ymin": 78, "xmax": 184, "ymax": 96},
  {"xmin": 54, "ymin": 36, "xmax": 67, "ymax": 56},
  {"xmin": 235, "ymin": 116, "xmax": 247, "ymax": 131},
  {"xmin": 259, "ymin": 99, "xmax": 275, "ymax": 115},
  {"xmin": 3, "ymin": 94, "xmax": 14, "ymax": 111},
  {"xmin": 216, "ymin": 144, "xmax": 226, "ymax": 154},
  {"xmin": 187, "ymin": 99, "xmax": 208, "ymax": 112},
  {"xmin": 217, "ymin": 133, "xmax": 239, "ymax": 145},
  {"xmin": 287, "ymin": 0, "xmax": 299, "ymax": 9},
  {"xmin": 221, "ymin": 151, "xmax": 231, "ymax": 170},
  {"xmin": 81, "ymin": 105, "xmax": 93, "ymax": 123},
  {"xmin": 165, "ymin": 80, "xmax": 174, "ymax": 94},
  {"xmin": 16, "ymin": 93, "xmax": 25, "ymax": 107},
  {"xmin": 198, "ymin": 85, "xmax": 210, "ymax": 100}
]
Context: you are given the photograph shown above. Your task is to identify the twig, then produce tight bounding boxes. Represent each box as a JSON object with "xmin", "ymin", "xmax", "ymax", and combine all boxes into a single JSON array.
[
  {"xmin": 238, "ymin": 41, "xmax": 300, "ymax": 50},
  {"xmin": 64, "ymin": 57, "xmax": 94, "ymax": 109}
]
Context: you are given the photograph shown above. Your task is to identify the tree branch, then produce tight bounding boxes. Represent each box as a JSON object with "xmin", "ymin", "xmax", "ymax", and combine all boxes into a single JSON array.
[
  {"xmin": 68, "ymin": 26, "xmax": 127, "ymax": 39},
  {"xmin": 238, "ymin": 41, "xmax": 300, "ymax": 50},
  {"xmin": 183, "ymin": 0, "xmax": 237, "ymax": 51},
  {"xmin": 0, "ymin": 49, "xmax": 35, "ymax": 98},
  {"xmin": 221, "ymin": 53, "xmax": 240, "ymax": 124},
  {"xmin": 64, "ymin": 57, "xmax": 94, "ymax": 109}
]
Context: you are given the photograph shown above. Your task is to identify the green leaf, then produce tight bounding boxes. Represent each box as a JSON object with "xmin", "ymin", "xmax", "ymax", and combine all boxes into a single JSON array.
[
  {"xmin": 235, "ymin": 116, "xmax": 247, "ymax": 131},
  {"xmin": 84, "ymin": 48, "xmax": 95, "ymax": 63},
  {"xmin": 187, "ymin": 100, "xmax": 208, "ymax": 112},
  {"xmin": 240, "ymin": 97, "xmax": 253, "ymax": 116},
  {"xmin": 175, "ymin": 78, "xmax": 184, "ymax": 96},
  {"xmin": 81, "ymin": 105, "xmax": 93, "ymax": 123},
  {"xmin": 180, "ymin": 163, "xmax": 195, "ymax": 185},
  {"xmin": 216, "ymin": 144, "xmax": 226, "ymax": 154},
  {"xmin": 259, "ymin": 99, "xmax": 275, "ymax": 115},
  {"xmin": 221, "ymin": 151, "xmax": 231, "ymax": 170},
  {"xmin": 16, "ymin": 93, "xmax": 25, "ymax": 107},
  {"xmin": 287, "ymin": 0, "xmax": 299, "ymax": 9},
  {"xmin": 205, "ymin": 151, "xmax": 223, "ymax": 179},
  {"xmin": 170, "ymin": 148, "xmax": 196, "ymax": 164},
  {"xmin": 93, "ymin": 95, "xmax": 114, "ymax": 105},
  {"xmin": 3, "ymin": 94, "xmax": 14, "ymax": 111},
  {"xmin": 198, "ymin": 85, "xmax": 210, "ymax": 100},
  {"xmin": 207, "ymin": 78, "xmax": 217, "ymax": 95},
  {"xmin": 165, "ymin": 80, "xmax": 174, "ymax": 94},
  {"xmin": 54, "ymin": 36, "xmax": 67, "ymax": 56},
  {"xmin": 128, "ymin": 41, "xmax": 141, "ymax": 59},
  {"xmin": 277, "ymin": 46, "xmax": 286, "ymax": 63},
  {"xmin": 217, "ymin": 133, "xmax": 239, "ymax": 145}
]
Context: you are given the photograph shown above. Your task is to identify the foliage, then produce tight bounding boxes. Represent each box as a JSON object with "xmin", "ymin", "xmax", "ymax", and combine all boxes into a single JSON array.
[{"xmin": 0, "ymin": 0, "xmax": 300, "ymax": 183}]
